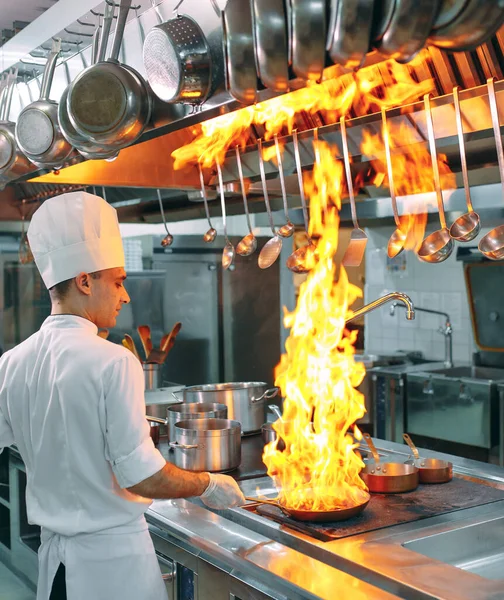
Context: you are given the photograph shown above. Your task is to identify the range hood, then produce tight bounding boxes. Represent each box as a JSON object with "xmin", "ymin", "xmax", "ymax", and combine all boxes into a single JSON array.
[{"xmin": 2, "ymin": 2, "xmax": 504, "ymax": 225}]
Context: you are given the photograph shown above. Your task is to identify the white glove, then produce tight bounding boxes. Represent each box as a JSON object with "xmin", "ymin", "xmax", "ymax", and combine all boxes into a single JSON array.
[{"xmin": 200, "ymin": 473, "xmax": 245, "ymax": 509}]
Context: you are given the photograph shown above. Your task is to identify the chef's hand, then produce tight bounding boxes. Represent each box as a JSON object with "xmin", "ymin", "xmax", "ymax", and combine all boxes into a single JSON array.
[{"xmin": 200, "ymin": 473, "xmax": 245, "ymax": 509}]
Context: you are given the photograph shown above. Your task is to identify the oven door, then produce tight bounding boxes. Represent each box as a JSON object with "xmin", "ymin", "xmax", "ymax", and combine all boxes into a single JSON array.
[{"xmin": 156, "ymin": 550, "xmax": 176, "ymax": 599}]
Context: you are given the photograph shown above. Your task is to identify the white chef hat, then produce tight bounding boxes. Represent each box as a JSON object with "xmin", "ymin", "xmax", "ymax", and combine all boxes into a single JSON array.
[{"xmin": 27, "ymin": 191, "xmax": 125, "ymax": 289}]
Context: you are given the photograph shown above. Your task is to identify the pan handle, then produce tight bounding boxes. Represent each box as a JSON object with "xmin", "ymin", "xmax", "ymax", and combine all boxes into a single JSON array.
[
  {"xmin": 169, "ymin": 441, "xmax": 198, "ymax": 450},
  {"xmin": 171, "ymin": 391, "xmax": 184, "ymax": 403},
  {"xmin": 251, "ymin": 387, "xmax": 279, "ymax": 404},
  {"xmin": 146, "ymin": 416, "xmax": 167, "ymax": 425}
]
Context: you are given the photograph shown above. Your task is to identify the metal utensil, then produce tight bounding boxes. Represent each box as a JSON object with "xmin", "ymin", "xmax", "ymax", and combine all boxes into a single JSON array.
[
  {"xmin": 403, "ymin": 433, "xmax": 453, "ymax": 484},
  {"xmin": 274, "ymin": 134, "xmax": 295, "ymax": 239},
  {"xmin": 417, "ymin": 94, "xmax": 454, "ymax": 263},
  {"xmin": 341, "ymin": 116, "xmax": 367, "ymax": 267},
  {"xmin": 216, "ymin": 161, "xmax": 235, "ymax": 270},
  {"xmin": 235, "ymin": 146, "xmax": 257, "ymax": 256},
  {"xmin": 326, "ymin": 0, "xmax": 375, "ymax": 69},
  {"xmin": 251, "ymin": 0, "xmax": 289, "ymax": 92},
  {"xmin": 449, "ymin": 86, "xmax": 480, "ymax": 242},
  {"xmin": 16, "ymin": 39, "xmax": 74, "ymax": 169},
  {"xmin": 199, "ymin": 164, "xmax": 217, "ymax": 243},
  {"xmin": 157, "ymin": 189, "xmax": 174, "ymax": 247},
  {"xmin": 382, "ymin": 107, "xmax": 406, "ymax": 258},
  {"xmin": 286, "ymin": 129, "xmax": 317, "ymax": 274},
  {"xmin": 479, "ymin": 78, "xmax": 504, "ymax": 260},
  {"xmin": 290, "ymin": 0, "xmax": 326, "ymax": 81},
  {"xmin": 257, "ymin": 139, "xmax": 283, "ymax": 269},
  {"xmin": 137, "ymin": 325, "xmax": 153, "ymax": 360}
]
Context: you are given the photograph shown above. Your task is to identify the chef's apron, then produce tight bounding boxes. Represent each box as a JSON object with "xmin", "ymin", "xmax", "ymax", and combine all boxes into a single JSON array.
[{"xmin": 37, "ymin": 516, "xmax": 168, "ymax": 600}]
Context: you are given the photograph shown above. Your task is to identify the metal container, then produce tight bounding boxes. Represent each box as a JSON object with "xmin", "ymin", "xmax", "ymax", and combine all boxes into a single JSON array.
[
  {"xmin": 261, "ymin": 422, "xmax": 277, "ymax": 444},
  {"xmin": 175, "ymin": 382, "xmax": 279, "ymax": 434},
  {"xmin": 170, "ymin": 418, "xmax": 241, "ymax": 473},
  {"xmin": 144, "ymin": 363, "xmax": 161, "ymax": 391},
  {"xmin": 167, "ymin": 402, "xmax": 227, "ymax": 441},
  {"xmin": 361, "ymin": 463, "xmax": 419, "ymax": 493}
]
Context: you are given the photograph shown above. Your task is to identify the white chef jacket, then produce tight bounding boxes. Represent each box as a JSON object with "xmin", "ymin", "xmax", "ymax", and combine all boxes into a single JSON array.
[{"xmin": 0, "ymin": 315, "xmax": 168, "ymax": 600}]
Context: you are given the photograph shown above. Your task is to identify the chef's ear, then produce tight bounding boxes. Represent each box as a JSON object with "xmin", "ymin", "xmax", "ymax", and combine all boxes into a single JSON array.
[{"xmin": 74, "ymin": 272, "xmax": 92, "ymax": 296}]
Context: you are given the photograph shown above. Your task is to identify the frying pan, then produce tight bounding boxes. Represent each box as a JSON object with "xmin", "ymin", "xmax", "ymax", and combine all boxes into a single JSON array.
[
  {"xmin": 66, "ymin": 0, "xmax": 151, "ymax": 151},
  {"xmin": 16, "ymin": 39, "xmax": 74, "ymax": 168},
  {"xmin": 245, "ymin": 495, "xmax": 370, "ymax": 522},
  {"xmin": 403, "ymin": 434, "xmax": 453, "ymax": 484},
  {"xmin": 290, "ymin": 0, "xmax": 326, "ymax": 82},
  {"xmin": 361, "ymin": 433, "xmax": 419, "ymax": 493}
]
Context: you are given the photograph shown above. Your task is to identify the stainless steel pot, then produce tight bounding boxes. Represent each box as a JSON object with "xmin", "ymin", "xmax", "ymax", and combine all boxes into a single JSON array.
[
  {"xmin": 170, "ymin": 418, "xmax": 241, "ymax": 472},
  {"xmin": 174, "ymin": 382, "xmax": 279, "ymax": 434},
  {"xmin": 167, "ymin": 402, "xmax": 227, "ymax": 441}
]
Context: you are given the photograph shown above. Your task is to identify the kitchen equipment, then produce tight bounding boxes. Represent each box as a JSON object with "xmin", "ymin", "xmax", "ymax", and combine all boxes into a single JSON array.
[
  {"xmin": 449, "ymin": 86, "xmax": 480, "ymax": 242},
  {"xmin": 478, "ymin": 78, "xmax": 504, "ymax": 260},
  {"xmin": 258, "ymin": 139, "xmax": 283, "ymax": 269},
  {"xmin": 362, "ymin": 433, "xmax": 419, "ymax": 493},
  {"xmin": 170, "ymin": 418, "xmax": 241, "ymax": 472},
  {"xmin": 417, "ymin": 94, "xmax": 454, "ymax": 264},
  {"xmin": 403, "ymin": 434, "xmax": 453, "ymax": 483},
  {"xmin": 245, "ymin": 494, "xmax": 370, "ymax": 522},
  {"xmin": 252, "ymin": 0, "xmax": 289, "ymax": 93},
  {"xmin": 122, "ymin": 333, "xmax": 141, "ymax": 361},
  {"xmin": 290, "ymin": 0, "xmax": 326, "ymax": 81},
  {"xmin": 274, "ymin": 134, "xmax": 295, "ymax": 239},
  {"xmin": 199, "ymin": 164, "xmax": 217, "ymax": 243},
  {"xmin": 15, "ymin": 39, "xmax": 74, "ymax": 169},
  {"xmin": 173, "ymin": 382, "xmax": 279, "ymax": 434},
  {"xmin": 382, "ymin": 107, "xmax": 406, "ymax": 258},
  {"xmin": 143, "ymin": 0, "xmax": 212, "ymax": 104},
  {"xmin": 157, "ymin": 189, "xmax": 173, "ymax": 247},
  {"xmin": 429, "ymin": 0, "xmax": 504, "ymax": 51},
  {"xmin": 67, "ymin": 0, "xmax": 151, "ymax": 151},
  {"xmin": 376, "ymin": 0, "xmax": 440, "ymax": 63},
  {"xmin": 167, "ymin": 402, "xmax": 227, "ymax": 441},
  {"xmin": 326, "ymin": 0, "xmax": 374, "ymax": 69},
  {"xmin": 431, "ymin": 0, "xmax": 467, "ymax": 30},
  {"xmin": 261, "ymin": 404, "xmax": 287, "ymax": 448},
  {"xmin": 341, "ymin": 116, "xmax": 367, "ymax": 267},
  {"xmin": 222, "ymin": 0, "xmax": 258, "ymax": 104},
  {"xmin": 137, "ymin": 325, "xmax": 153, "ymax": 360},
  {"xmin": 144, "ymin": 363, "xmax": 162, "ymax": 390},
  {"xmin": 216, "ymin": 160, "xmax": 235, "ymax": 270},
  {"xmin": 235, "ymin": 146, "xmax": 257, "ymax": 256},
  {"xmin": 286, "ymin": 129, "xmax": 317, "ymax": 274}
]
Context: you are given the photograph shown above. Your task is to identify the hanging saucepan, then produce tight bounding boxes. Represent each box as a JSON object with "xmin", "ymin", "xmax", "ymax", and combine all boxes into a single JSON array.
[
  {"xmin": 0, "ymin": 69, "xmax": 34, "ymax": 181},
  {"xmin": 15, "ymin": 39, "xmax": 74, "ymax": 169},
  {"xmin": 143, "ymin": 0, "xmax": 212, "ymax": 105},
  {"xmin": 66, "ymin": 0, "xmax": 151, "ymax": 151}
]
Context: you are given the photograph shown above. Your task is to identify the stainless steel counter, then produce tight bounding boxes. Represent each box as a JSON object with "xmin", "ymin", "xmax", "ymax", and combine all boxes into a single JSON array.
[{"xmin": 147, "ymin": 438, "xmax": 504, "ymax": 600}]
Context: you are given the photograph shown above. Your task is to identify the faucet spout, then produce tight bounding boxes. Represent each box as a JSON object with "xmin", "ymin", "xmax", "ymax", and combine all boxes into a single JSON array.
[{"xmin": 345, "ymin": 292, "xmax": 415, "ymax": 324}]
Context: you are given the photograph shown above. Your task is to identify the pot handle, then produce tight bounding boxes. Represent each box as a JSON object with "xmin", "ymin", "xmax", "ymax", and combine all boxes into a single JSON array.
[
  {"xmin": 171, "ymin": 392, "xmax": 184, "ymax": 403},
  {"xmin": 146, "ymin": 416, "xmax": 167, "ymax": 425},
  {"xmin": 250, "ymin": 387, "xmax": 279, "ymax": 404},
  {"xmin": 169, "ymin": 441, "xmax": 199, "ymax": 450}
]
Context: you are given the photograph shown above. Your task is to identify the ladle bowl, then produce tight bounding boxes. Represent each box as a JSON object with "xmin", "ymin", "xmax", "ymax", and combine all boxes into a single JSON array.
[
  {"xmin": 449, "ymin": 211, "xmax": 481, "ymax": 242},
  {"xmin": 387, "ymin": 227, "xmax": 407, "ymax": 258},
  {"xmin": 203, "ymin": 227, "xmax": 217, "ymax": 243},
  {"xmin": 222, "ymin": 240, "xmax": 235, "ymax": 270},
  {"xmin": 161, "ymin": 233, "xmax": 174, "ymax": 247},
  {"xmin": 236, "ymin": 232, "xmax": 257, "ymax": 256},
  {"xmin": 479, "ymin": 225, "xmax": 504, "ymax": 260},
  {"xmin": 277, "ymin": 221, "xmax": 295, "ymax": 238},
  {"xmin": 417, "ymin": 227, "xmax": 453, "ymax": 263},
  {"xmin": 286, "ymin": 242, "xmax": 317, "ymax": 273}
]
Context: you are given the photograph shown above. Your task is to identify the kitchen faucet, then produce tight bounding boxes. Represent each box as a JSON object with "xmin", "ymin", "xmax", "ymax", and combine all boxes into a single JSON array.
[
  {"xmin": 345, "ymin": 292, "xmax": 415, "ymax": 324},
  {"xmin": 390, "ymin": 303, "xmax": 453, "ymax": 368}
]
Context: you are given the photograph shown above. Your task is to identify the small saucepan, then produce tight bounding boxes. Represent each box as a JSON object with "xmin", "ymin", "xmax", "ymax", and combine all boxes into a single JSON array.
[
  {"xmin": 261, "ymin": 404, "xmax": 286, "ymax": 449},
  {"xmin": 361, "ymin": 433, "xmax": 419, "ymax": 494},
  {"xmin": 403, "ymin": 434, "xmax": 453, "ymax": 484}
]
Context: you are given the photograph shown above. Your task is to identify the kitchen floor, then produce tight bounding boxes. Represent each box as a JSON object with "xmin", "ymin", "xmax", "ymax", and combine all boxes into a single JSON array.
[{"xmin": 0, "ymin": 561, "xmax": 35, "ymax": 600}]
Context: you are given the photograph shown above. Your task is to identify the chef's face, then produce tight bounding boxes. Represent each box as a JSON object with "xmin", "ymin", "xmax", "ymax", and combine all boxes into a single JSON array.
[{"xmin": 89, "ymin": 267, "xmax": 130, "ymax": 328}]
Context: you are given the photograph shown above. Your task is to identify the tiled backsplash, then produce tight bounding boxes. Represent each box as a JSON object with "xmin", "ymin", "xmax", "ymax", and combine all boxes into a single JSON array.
[{"xmin": 363, "ymin": 227, "xmax": 484, "ymax": 364}]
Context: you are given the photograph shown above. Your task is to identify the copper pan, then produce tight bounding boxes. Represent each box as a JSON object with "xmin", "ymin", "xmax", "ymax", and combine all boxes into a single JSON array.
[{"xmin": 403, "ymin": 434, "xmax": 453, "ymax": 484}]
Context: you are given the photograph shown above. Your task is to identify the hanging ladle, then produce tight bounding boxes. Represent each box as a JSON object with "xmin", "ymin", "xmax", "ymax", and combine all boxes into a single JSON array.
[
  {"xmin": 286, "ymin": 129, "xmax": 317, "ymax": 274},
  {"xmin": 157, "ymin": 189, "xmax": 174, "ymax": 247},
  {"xmin": 235, "ymin": 146, "xmax": 257, "ymax": 256},
  {"xmin": 382, "ymin": 107, "xmax": 407, "ymax": 258},
  {"xmin": 198, "ymin": 163, "xmax": 217, "ymax": 243},
  {"xmin": 417, "ymin": 94, "xmax": 454, "ymax": 263},
  {"xmin": 449, "ymin": 86, "xmax": 480, "ymax": 242},
  {"xmin": 258, "ymin": 139, "xmax": 283, "ymax": 269},
  {"xmin": 274, "ymin": 133, "xmax": 295, "ymax": 238},
  {"xmin": 479, "ymin": 78, "xmax": 504, "ymax": 260},
  {"xmin": 216, "ymin": 160, "xmax": 235, "ymax": 270}
]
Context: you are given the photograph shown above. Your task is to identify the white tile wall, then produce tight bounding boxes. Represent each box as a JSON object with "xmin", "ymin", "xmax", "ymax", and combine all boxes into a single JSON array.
[{"xmin": 363, "ymin": 225, "xmax": 494, "ymax": 363}]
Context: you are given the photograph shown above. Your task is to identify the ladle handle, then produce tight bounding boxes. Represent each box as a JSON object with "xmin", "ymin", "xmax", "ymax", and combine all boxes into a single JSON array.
[
  {"xmin": 91, "ymin": 20, "xmax": 101, "ymax": 65},
  {"xmin": 487, "ymin": 78, "xmax": 504, "ymax": 206},
  {"xmin": 40, "ymin": 39, "xmax": 61, "ymax": 101},
  {"xmin": 274, "ymin": 134, "xmax": 290, "ymax": 223},
  {"xmin": 292, "ymin": 129, "xmax": 310, "ymax": 236},
  {"xmin": 363, "ymin": 433, "xmax": 380, "ymax": 465},
  {"xmin": 340, "ymin": 116, "xmax": 359, "ymax": 230},
  {"xmin": 235, "ymin": 146, "xmax": 253, "ymax": 234},
  {"xmin": 216, "ymin": 161, "xmax": 228, "ymax": 238},
  {"xmin": 424, "ymin": 93, "xmax": 448, "ymax": 230},
  {"xmin": 453, "ymin": 87, "xmax": 473, "ymax": 213},
  {"xmin": 198, "ymin": 163, "xmax": 214, "ymax": 229},
  {"xmin": 403, "ymin": 433, "xmax": 420, "ymax": 461},
  {"xmin": 258, "ymin": 139, "xmax": 276, "ymax": 234},
  {"xmin": 381, "ymin": 107, "xmax": 401, "ymax": 228}
]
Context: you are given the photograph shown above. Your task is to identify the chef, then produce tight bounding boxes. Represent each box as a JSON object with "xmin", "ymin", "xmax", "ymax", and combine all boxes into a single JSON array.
[{"xmin": 0, "ymin": 191, "xmax": 245, "ymax": 600}]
